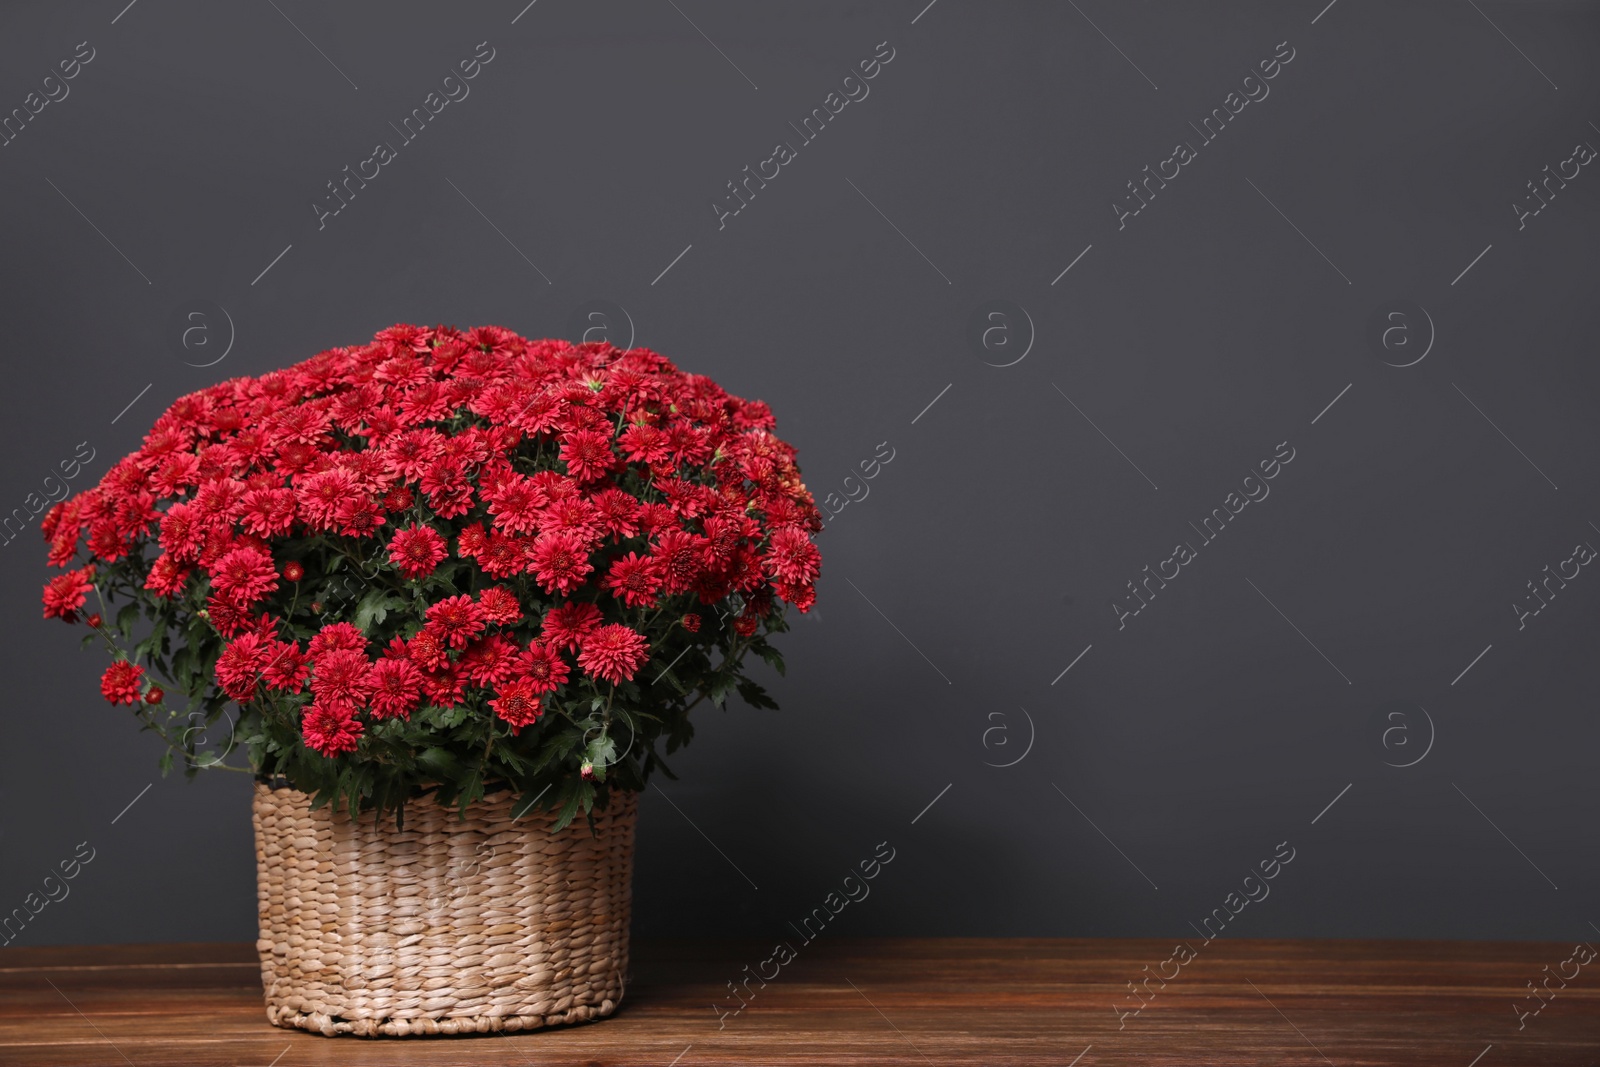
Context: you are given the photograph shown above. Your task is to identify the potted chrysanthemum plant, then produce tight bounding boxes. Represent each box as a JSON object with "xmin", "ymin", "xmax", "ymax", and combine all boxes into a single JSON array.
[{"xmin": 40, "ymin": 325, "xmax": 822, "ymax": 1037}]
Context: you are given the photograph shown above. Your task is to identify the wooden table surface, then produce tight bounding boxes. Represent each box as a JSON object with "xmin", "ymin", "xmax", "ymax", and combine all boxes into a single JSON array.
[{"xmin": 1, "ymin": 938, "xmax": 1596, "ymax": 1065}]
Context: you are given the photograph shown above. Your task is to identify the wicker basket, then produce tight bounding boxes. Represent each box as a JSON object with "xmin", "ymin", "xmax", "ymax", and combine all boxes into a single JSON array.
[{"xmin": 251, "ymin": 780, "xmax": 636, "ymax": 1037}]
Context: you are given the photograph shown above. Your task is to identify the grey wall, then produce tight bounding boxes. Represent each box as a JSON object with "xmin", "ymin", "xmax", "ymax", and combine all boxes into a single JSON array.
[{"xmin": 1, "ymin": 0, "xmax": 1596, "ymax": 949}]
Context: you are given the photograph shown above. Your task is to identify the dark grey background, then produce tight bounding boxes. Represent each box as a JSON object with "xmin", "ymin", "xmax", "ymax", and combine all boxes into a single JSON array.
[{"xmin": 1, "ymin": 0, "xmax": 1596, "ymax": 948}]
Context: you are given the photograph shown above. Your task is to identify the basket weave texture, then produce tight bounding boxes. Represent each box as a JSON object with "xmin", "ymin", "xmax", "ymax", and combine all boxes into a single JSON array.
[{"xmin": 251, "ymin": 781, "xmax": 635, "ymax": 1037}]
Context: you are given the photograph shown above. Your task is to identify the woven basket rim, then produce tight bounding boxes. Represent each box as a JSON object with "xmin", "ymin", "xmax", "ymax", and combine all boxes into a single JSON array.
[
  {"xmin": 252, "ymin": 775, "xmax": 640, "ymax": 833},
  {"xmin": 254, "ymin": 774, "xmax": 643, "ymax": 797}
]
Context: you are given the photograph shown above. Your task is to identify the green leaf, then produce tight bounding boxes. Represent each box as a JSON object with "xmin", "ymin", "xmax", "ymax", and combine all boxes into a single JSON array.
[
  {"xmin": 352, "ymin": 588, "xmax": 404, "ymax": 634},
  {"xmin": 455, "ymin": 769, "xmax": 484, "ymax": 813},
  {"xmin": 756, "ymin": 642, "xmax": 786, "ymax": 677},
  {"xmin": 550, "ymin": 779, "xmax": 595, "ymax": 832},
  {"xmin": 418, "ymin": 705, "xmax": 468, "ymax": 729},
  {"xmin": 736, "ymin": 679, "xmax": 778, "ymax": 710},
  {"xmin": 417, "ymin": 746, "xmax": 464, "ymax": 780},
  {"xmin": 586, "ymin": 735, "xmax": 618, "ymax": 768}
]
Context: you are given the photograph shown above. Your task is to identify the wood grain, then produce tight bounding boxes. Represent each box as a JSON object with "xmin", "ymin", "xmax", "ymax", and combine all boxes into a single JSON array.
[{"xmin": 1, "ymin": 939, "xmax": 1596, "ymax": 1065}]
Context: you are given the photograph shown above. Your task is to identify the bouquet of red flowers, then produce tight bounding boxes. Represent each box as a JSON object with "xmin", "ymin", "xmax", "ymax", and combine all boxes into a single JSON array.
[{"xmin": 40, "ymin": 324, "xmax": 822, "ymax": 827}]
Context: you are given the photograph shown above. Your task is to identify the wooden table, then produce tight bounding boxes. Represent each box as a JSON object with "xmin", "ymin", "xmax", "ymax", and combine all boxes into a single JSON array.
[{"xmin": 1, "ymin": 939, "xmax": 1595, "ymax": 1065}]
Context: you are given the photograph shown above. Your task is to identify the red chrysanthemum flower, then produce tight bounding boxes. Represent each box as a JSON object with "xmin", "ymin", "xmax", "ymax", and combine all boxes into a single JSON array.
[
  {"xmin": 381, "ymin": 484, "xmax": 414, "ymax": 512},
  {"xmin": 489, "ymin": 677, "xmax": 543, "ymax": 730},
  {"xmin": 100, "ymin": 660, "xmax": 144, "ymax": 705},
  {"xmin": 193, "ymin": 477, "xmax": 246, "ymax": 521},
  {"xmin": 761, "ymin": 495, "xmax": 810, "ymax": 529},
  {"xmin": 367, "ymin": 656, "xmax": 424, "ymax": 720},
  {"xmin": 476, "ymin": 585, "xmax": 522, "ymax": 625},
  {"xmin": 215, "ymin": 633, "xmax": 267, "ymax": 701},
  {"xmin": 302, "ymin": 700, "xmax": 363, "ymax": 756},
  {"xmin": 296, "ymin": 468, "xmax": 360, "ymax": 529},
  {"xmin": 559, "ymin": 429, "xmax": 616, "ymax": 483},
  {"xmin": 194, "ymin": 526, "xmax": 238, "ymax": 569},
  {"xmin": 240, "ymin": 487, "xmax": 297, "ymax": 537},
  {"xmin": 529, "ymin": 531, "xmax": 594, "ymax": 595},
  {"xmin": 603, "ymin": 551, "xmax": 664, "ymax": 609},
  {"xmin": 723, "ymin": 545, "xmax": 766, "ymax": 594},
  {"xmin": 211, "ymin": 546, "xmax": 279, "ymax": 607},
  {"xmin": 419, "ymin": 459, "xmax": 474, "ymax": 519},
  {"xmin": 477, "ymin": 530, "xmax": 535, "ymax": 578},
  {"xmin": 592, "ymin": 487, "xmax": 640, "ymax": 539},
  {"xmin": 577, "ymin": 623, "xmax": 649, "ymax": 685},
  {"xmin": 39, "ymin": 498, "xmax": 75, "ymax": 545},
  {"xmin": 537, "ymin": 496, "xmax": 602, "ymax": 540},
  {"xmin": 681, "ymin": 613, "xmax": 701, "ymax": 632},
  {"xmin": 42, "ymin": 565, "xmax": 95, "ymax": 621},
  {"xmin": 456, "ymin": 522, "xmax": 489, "ymax": 559},
  {"xmin": 425, "ymin": 594, "xmax": 486, "ymax": 649},
  {"xmin": 528, "ymin": 471, "xmax": 578, "ymax": 505},
  {"xmin": 143, "ymin": 555, "xmax": 192, "ymax": 599},
  {"xmin": 482, "ymin": 473, "xmax": 544, "ymax": 534},
  {"xmin": 419, "ymin": 662, "xmax": 465, "ymax": 706},
  {"xmin": 150, "ymin": 453, "xmax": 201, "ymax": 497},
  {"xmin": 377, "ymin": 322, "xmax": 433, "ymax": 351},
  {"xmin": 309, "ymin": 648, "xmax": 371, "ymax": 710},
  {"xmin": 333, "ymin": 494, "xmax": 387, "ymax": 538},
  {"xmin": 407, "ymin": 627, "xmax": 451, "ymax": 672},
  {"xmin": 383, "ymin": 428, "xmax": 444, "ymax": 480},
  {"xmin": 763, "ymin": 526, "xmax": 821, "ymax": 585},
  {"xmin": 517, "ymin": 640, "xmax": 570, "ymax": 693},
  {"xmin": 460, "ymin": 635, "xmax": 519, "ymax": 687},
  {"xmin": 659, "ymin": 477, "xmax": 713, "ymax": 520},
  {"xmin": 619, "ymin": 423, "xmax": 671, "ymax": 464},
  {"xmin": 308, "ymin": 622, "xmax": 367, "ymax": 659},
  {"xmin": 541, "ymin": 601, "xmax": 602, "ymax": 652},
  {"xmin": 261, "ymin": 639, "xmax": 311, "ymax": 693},
  {"xmin": 153, "ymin": 508, "xmax": 203, "ymax": 566},
  {"xmin": 388, "ymin": 524, "xmax": 447, "ymax": 579},
  {"xmin": 635, "ymin": 502, "xmax": 677, "ymax": 537},
  {"xmin": 204, "ymin": 593, "xmax": 256, "ymax": 638},
  {"xmin": 702, "ymin": 513, "xmax": 758, "ymax": 562},
  {"xmin": 654, "ymin": 529, "xmax": 708, "ymax": 594},
  {"xmin": 776, "ymin": 579, "xmax": 816, "ymax": 613}
]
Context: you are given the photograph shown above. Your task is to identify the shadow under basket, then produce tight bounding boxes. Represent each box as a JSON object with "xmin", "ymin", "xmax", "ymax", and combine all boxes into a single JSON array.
[{"xmin": 251, "ymin": 781, "xmax": 636, "ymax": 1037}]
